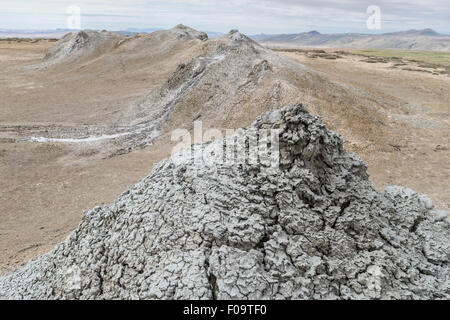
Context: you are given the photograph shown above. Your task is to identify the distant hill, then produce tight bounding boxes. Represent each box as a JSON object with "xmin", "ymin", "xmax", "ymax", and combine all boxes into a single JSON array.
[
  {"xmin": 123, "ymin": 27, "xmax": 162, "ymax": 33},
  {"xmin": 0, "ymin": 28, "xmax": 162, "ymax": 39},
  {"xmin": 5, "ymin": 27, "xmax": 449, "ymax": 51},
  {"xmin": 0, "ymin": 29, "xmax": 77, "ymax": 39},
  {"xmin": 251, "ymin": 29, "xmax": 450, "ymax": 51},
  {"xmin": 111, "ymin": 31, "xmax": 139, "ymax": 37},
  {"xmin": 205, "ymin": 31, "xmax": 225, "ymax": 38},
  {"xmin": 0, "ymin": 27, "xmax": 221, "ymax": 39}
]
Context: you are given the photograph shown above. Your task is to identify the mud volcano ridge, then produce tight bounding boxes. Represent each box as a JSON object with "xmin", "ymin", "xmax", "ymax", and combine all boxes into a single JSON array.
[
  {"xmin": 27, "ymin": 25, "xmax": 399, "ymax": 161},
  {"xmin": 0, "ymin": 104, "xmax": 448, "ymax": 300},
  {"xmin": 28, "ymin": 25, "xmax": 309, "ymax": 156}
]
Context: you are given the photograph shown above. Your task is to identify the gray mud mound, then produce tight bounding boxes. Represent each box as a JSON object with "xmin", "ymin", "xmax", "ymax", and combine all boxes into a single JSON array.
[
  {"xmin": 111, "ymin": 28, "xmax": 283, "ymax": 154},
  {"xmin": 1, "ymin": 104, "xmax": 448, "ymax": 300},
  {"xmin": 168, "ymin": 24, "xmax": 208, "ymax": 41},
  {"xmin": 42, "ymin": 25, "xmax": 205, "ymax": 69},
  {"xmin": 41, "ymin": 30, "xmax": 124, "ymax": 67}
]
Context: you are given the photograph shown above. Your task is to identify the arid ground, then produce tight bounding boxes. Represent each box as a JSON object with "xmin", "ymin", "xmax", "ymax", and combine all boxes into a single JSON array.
[
  {"xmin": 279, "ymin": 48, "xmax": 449, "ymax": 209},
  {"xmin": 0, "ymin": 35, "xmax": 448, "ymax": 275}
]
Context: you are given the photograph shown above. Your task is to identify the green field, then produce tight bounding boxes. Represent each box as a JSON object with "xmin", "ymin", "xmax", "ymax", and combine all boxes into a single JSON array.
[{"xmin": 354, "ymin": 49, "xmax": 450, "ymax": 69}]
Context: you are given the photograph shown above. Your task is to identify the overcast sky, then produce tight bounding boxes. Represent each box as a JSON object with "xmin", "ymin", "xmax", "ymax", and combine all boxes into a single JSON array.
[{"xmin": 1, "ymin": 0, "xmax": 449, "ymax": 34}]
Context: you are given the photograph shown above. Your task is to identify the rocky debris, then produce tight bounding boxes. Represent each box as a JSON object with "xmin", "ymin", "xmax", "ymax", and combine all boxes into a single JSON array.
[{"xmin": 1, "ymin": 104, "xmax": 448, "ymax": 300}]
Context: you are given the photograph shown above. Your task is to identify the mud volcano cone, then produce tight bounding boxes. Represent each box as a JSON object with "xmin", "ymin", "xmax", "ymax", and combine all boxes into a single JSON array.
[{"xmin": 1, "ymin": 104, "xmax": 448, "ymax": 300}]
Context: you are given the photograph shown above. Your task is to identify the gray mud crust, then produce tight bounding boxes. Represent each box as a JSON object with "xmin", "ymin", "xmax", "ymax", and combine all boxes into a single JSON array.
[{"xmin": 0, "ymin": 104, "xmax": 448, "ymax": 300}]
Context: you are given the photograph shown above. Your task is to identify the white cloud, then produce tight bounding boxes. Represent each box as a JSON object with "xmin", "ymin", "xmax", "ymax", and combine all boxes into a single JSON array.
[{"xmin": 0, "ymin": 0, "xmax": 449, "ymax": 34}]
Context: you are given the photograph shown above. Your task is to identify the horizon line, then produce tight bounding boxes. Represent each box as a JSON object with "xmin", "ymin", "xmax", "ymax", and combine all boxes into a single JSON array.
[{"xmin": 0, "ymin": 27, "xmax": 449, "ymax": 37}]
